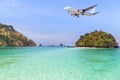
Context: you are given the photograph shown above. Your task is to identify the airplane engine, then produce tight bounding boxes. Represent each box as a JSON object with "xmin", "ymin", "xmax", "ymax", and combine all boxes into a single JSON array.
[
  {"xmin": 71, "ymin": 13, "xmax": 79, "ymax": 17},
  {"xmin": 71, "ymin": 13, "xmax": 76, "ymax": 16}
]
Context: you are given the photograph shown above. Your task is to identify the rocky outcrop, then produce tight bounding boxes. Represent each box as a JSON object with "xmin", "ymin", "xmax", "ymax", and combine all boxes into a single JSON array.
[
  {"xmin": 0, "ymin": 23, "xmax": 36, "ymax": 47},
  {"xmin": 76, "ymin": 30, "xmax": 118, "ymax": 48}
]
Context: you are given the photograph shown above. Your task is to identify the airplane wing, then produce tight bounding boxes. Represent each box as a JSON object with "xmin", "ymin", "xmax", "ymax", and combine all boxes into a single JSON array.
[{"xmin": 82, "ymin": 4, "xmax": 98, "ymax": 13}]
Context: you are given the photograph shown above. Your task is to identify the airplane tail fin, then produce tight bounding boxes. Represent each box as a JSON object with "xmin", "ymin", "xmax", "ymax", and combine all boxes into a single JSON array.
[
  {"xmin": 90, "ymin": 8, "xmax": 95, "ymax": 13},
  {"xmin": 90, "ymin": 5, "xmax": 99, "ymax": 15}
]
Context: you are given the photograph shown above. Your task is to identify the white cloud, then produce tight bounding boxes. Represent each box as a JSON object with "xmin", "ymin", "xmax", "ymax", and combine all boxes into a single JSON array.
[
  {"xmin": 0, "ymin": 0, "xmax": 18, "ymax": 8},
  {"xmin": 4, "ymin": 12, "xmax": 15, "ymax": 18},
  {"xmin": 14, "ymin": 28, "xmax": 75, "ymax": 46},
  {"xmin": 0, "ymin": 0, "xmax": 20, "ymax": 18},
  {"xmin": 0, "ymin": 0, "xmax": 53, "ymax": 20}
]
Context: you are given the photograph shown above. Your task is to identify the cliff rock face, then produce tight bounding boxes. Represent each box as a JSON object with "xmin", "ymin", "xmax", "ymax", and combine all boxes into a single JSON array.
[
  {"xmin": 0, "ymin": 23, "xmax": 36, "ymax": 47},
  {"xmin": 76, "ymin": 30, "xmax": 118, "ymax": 48}
]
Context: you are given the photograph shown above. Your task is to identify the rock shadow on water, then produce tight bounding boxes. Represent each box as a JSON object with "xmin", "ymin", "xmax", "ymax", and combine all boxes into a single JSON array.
[{"xmin": 0, "ymin": 59, "xmax": 15, "ymax": 67}]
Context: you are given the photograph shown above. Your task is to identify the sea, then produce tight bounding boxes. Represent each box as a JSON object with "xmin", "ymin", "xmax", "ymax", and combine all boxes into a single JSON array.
[{"xmin": 0, "ymin": 47, "xmax": 120, "ymax": 80}]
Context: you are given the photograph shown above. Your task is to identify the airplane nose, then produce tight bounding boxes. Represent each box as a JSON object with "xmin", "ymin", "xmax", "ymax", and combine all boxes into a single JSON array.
[
  {"xmin": 63, "ymin": 7, "xmax": 66, "ymax": 10},
  {"xmin": 63, "ymin": 6, "xmax": 70, "ymax": 10}
]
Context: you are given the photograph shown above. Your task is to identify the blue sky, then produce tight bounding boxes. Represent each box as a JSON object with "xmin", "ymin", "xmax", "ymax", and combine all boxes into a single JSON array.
[{"xmin": 0, "ymin": 0, "xmax": 120, "ymax": 46}]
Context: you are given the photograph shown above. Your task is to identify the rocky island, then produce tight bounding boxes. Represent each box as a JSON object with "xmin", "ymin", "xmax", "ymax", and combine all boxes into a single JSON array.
[
  {"xmin": 0, "ymin": 23, "xmax": 36, "ymax": 47},
  {"xmin": 76, "ymin": 30, "xmax": 118, "ymax": 48}
]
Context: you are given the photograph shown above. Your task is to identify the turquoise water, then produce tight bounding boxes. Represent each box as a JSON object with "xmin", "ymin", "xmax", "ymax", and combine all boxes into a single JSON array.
[{"xmin": 0, "ymin": 47, "xmax": 120, "ymax": 80}]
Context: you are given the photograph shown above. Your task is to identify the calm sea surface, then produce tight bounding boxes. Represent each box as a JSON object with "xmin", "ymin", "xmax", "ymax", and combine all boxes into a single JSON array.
[{"xmin": 0, "ymin": 47, "xmax": 120, "ymax": 80}]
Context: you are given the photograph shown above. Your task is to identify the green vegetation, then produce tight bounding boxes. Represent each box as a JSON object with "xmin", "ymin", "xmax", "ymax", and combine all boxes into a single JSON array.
[
  {"xmin": 76, "ymin": 30, "xmax": 118, "ymax": 48},
  {"xmin": 0, "ymin": 23, "xmax": 36, "ymax": 47}
]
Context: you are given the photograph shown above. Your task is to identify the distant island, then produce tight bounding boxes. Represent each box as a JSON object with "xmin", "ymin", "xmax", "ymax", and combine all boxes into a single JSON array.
[
  {"xmin": 0, "ymin": 23, "xmax": 36, "ymax": 47},
  {"xmin": 76, "ymin": 30, "xmax": 118, "ymax": 48}
]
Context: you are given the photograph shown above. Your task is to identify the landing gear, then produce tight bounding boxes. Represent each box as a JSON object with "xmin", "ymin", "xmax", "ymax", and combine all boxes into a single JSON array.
[{"xmin": 77, "ymin": 9, "xmax": 80, "ymax": 12}]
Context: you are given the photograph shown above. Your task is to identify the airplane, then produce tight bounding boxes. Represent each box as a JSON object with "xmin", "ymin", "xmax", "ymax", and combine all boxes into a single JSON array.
[{"xmin": 64, "ymin": 4, "xmax": 99, "ymax": 17}]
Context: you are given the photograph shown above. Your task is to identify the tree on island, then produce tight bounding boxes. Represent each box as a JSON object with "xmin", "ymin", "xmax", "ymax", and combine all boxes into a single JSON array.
[
  {"xmin": 60, "ymin": 43, "xmax": 64, "ymax": 47},
  {"xmin": 76, "ymin": 30, "xmax": 118, "ymax": 48},
  {"xmin": 39, "ymin": 44, "xmax": 42, "ymax": 47}
]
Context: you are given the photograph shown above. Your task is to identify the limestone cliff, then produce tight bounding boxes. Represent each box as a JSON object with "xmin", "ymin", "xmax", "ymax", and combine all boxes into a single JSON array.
[{"xmin": 0, "ymin": 23, "xmax": 36, "ymax": 47}]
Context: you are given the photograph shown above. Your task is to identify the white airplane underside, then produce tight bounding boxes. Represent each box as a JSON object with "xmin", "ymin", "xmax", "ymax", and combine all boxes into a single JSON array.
[{"xmin": 64, "ymin": 4, "xmax": 99, "ymax": 17}]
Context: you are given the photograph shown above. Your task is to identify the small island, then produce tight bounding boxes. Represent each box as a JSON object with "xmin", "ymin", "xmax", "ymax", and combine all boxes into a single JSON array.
[
  {"xmin": 0, "ymin": 23, "xmax": 36, "ymax": 47},
  {"xmin": 76, "ymin": 30, "xmax": 118, "ymax": 48}
]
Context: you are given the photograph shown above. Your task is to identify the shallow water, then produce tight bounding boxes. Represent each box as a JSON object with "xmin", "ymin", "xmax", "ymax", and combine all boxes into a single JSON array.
[{"xmin": 0, "ymin": 47, "xmax": 120, "ymax": 80}]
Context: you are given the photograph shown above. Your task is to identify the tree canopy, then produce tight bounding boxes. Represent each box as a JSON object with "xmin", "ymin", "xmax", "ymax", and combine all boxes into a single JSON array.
[{"xmin": 76, "ymin": 30, "xmax": 118, "ymax": 48}]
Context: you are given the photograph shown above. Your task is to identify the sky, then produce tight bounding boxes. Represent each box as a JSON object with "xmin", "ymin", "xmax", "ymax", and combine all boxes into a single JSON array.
[{"xmin": 0, "ymin": 0, "xmax": 120, "ymax": 46}]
